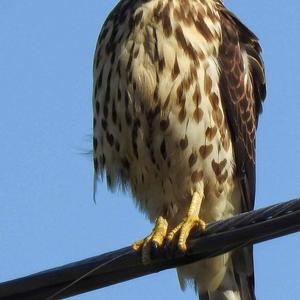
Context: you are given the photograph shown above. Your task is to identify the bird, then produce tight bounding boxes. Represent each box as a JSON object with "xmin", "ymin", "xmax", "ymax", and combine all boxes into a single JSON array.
[{"xmin": 92, "ymin": 0, "xmax": 266, "ymax": 299}]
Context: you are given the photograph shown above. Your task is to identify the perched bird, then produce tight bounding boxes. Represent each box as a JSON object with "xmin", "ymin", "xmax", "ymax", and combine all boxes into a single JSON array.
[{"xmin": 93, "ymin": 0, "xmax": 266, "ymax": 299}]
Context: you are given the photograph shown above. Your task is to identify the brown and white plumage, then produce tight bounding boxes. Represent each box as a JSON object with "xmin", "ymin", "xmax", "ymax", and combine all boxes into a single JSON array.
[{"xmin": 93, "ymin": 1, "xmax": 266, "ymax": 299}]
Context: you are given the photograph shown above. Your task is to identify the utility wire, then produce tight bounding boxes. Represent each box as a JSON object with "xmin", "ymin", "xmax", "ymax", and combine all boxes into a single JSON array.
[{"xmin": 1, "ymin": 197, "xmax": 300, "ymax": 300}]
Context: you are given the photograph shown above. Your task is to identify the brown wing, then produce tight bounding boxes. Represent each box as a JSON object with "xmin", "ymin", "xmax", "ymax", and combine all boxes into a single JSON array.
[
  {"xmin": 218, "ymin": 8, "xmax": 266, "ymax": 212},
  {"xmin": 216, "ymin": 7, "xmax": 266, "ymax": 300}
]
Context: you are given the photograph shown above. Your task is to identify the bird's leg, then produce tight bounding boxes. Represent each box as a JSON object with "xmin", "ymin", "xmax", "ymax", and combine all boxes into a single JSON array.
[
  {"xmin": 167, "ymin": 190, "xmax": 206, "ymax": 252},
  {"xmin": 133, "ymin": 216, "xmax": 168, "ymax": 264}
]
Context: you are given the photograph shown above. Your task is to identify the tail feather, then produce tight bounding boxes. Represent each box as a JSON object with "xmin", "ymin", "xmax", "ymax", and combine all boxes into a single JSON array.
[
  {"xmin": 199, "ymin": 246, "xmax": 255, "ymax": 300},
  {"xmin": 232, "ymin": 246, "xmax": 255, "ymax": 300}
]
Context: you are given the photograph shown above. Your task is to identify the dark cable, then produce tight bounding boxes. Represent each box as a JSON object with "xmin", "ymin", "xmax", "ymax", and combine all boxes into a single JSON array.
[{"xmin": 1, "ymin": 198, "xmax": 300, "ymax": 300}]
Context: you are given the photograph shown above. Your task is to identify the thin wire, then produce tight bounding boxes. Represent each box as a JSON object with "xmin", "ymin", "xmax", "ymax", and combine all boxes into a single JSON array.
[{"xmin": 46, "ymin": 248, "xmax": 133, "ymax": 300}]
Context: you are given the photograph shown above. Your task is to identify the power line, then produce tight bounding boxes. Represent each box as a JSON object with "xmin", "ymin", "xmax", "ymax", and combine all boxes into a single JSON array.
[{"xmin": 1, "ymin": 197, "xmax": 300, "ymax": 300}]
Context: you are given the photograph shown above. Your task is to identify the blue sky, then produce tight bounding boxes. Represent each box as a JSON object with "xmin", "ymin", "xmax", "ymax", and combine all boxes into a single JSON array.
[{"xmin": 1, "ymin": 1, "xmax": 300, "ymax": 299}]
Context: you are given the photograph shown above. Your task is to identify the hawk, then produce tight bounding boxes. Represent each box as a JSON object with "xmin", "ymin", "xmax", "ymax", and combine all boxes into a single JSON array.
[{"xmin": 93, "ymin": 0, "xmax": 266, "ymax": 299}]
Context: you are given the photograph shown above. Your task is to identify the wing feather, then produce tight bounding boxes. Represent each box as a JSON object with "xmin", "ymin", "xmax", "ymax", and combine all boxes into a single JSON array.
[
  {"xmin": 217, "ymin": 6, "xmax": 266, "ymax": 300},
  {"xmin": 218, "ymin": 7, "xmax": 266, "ymax": 211}
]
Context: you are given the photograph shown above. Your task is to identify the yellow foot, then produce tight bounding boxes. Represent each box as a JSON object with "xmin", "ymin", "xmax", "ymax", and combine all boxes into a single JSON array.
[
  {"xmin": 167, "ymin": 190, "xmax": 206, "ymax": 252},
  {"xmin": 167, "ymin": 215, "xmax": 206, "ymax": 252},
  {"xmin": 132, "ymin": 216, "xmax": 168, "ymax": 264}
]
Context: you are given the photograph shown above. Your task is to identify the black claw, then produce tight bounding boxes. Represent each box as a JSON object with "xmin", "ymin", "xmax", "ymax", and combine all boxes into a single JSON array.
[{"xmin": 150, "ymin": 241, "xmax": 161, "ymax": 257}]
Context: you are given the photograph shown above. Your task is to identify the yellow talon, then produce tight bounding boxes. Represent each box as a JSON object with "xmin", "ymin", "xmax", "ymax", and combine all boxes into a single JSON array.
[
  {"xmin": 167, "ymin": 190, "xmax": 206, "ymax": 252},
  {"xmin": 180, "ymin": 216, "xmax": 205, "ymax": 252},
  {"xmin": 132, "ymin": 216, "xmax": 168, "ymax": 264},
  {"xmin": 133, "ymin": 190, "xmax": 205, "ymax": 259},
  {"xmin": 132, "ymin": 239, "xmax": 144, "ymax": 251}
]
